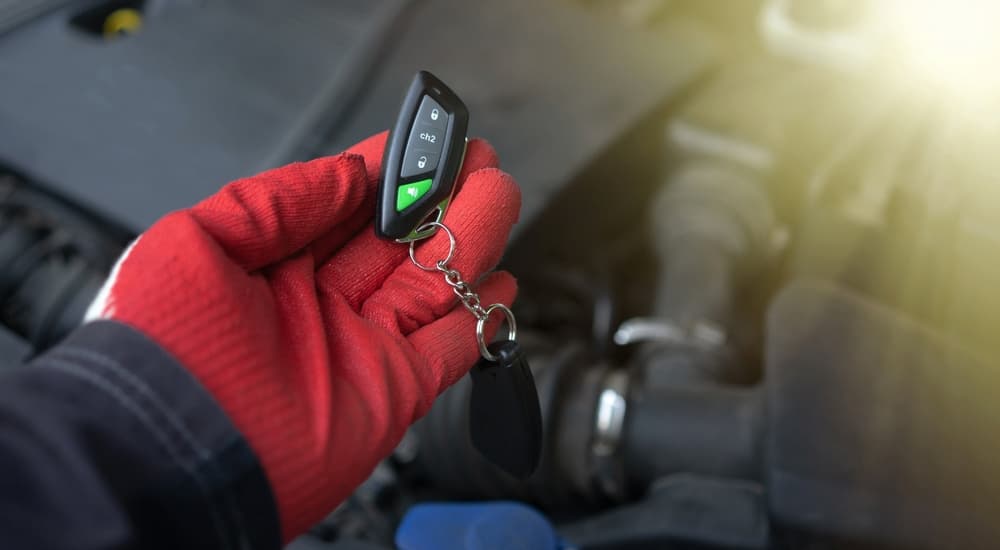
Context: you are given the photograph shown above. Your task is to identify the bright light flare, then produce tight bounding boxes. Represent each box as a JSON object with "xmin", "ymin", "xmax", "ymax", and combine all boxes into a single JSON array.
[{"xmin": 877, "ymin": 0, "xmax": 1000, "ymax": 97}]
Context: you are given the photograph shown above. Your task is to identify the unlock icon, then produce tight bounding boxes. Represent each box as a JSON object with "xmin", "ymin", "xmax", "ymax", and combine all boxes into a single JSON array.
[{"xmin": 417, "ymin": 155, "xmax": 428, "ymax": 169}]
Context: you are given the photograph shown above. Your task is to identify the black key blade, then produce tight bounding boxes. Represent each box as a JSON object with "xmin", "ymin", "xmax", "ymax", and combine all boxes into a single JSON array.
[
  {"xmin": 376, "ymin": 71, "xmax": 469, "ymax": 242},
  {"xmin": 469, "ymin": 340, "xmax": 543, "ymax": 478}
]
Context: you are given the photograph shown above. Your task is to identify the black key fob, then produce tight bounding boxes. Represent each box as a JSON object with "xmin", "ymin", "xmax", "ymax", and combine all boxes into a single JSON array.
[
  {"xmin": 376, "ymin": 71, "xmax": 469, "ymax": 242},
  {"xmin": 469, "ymin": 340, "xmax": 543, "ymax": 478}
]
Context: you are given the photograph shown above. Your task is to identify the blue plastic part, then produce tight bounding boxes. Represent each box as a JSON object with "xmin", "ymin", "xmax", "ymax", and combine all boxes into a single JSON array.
[{"xmin": 395, "ymin": 501, "xmax": 562, "ymax": 550}]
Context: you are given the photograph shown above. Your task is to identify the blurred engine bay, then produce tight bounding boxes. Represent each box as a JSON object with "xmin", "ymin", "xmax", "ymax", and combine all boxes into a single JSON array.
[{"xmin": 4, "ymin": 0, "xmax": 1000, "ymax": 548}]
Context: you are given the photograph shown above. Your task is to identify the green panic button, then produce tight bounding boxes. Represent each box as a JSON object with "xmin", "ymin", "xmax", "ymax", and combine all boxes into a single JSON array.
[{"xmin": 396, "ymin": 178, "xmax": 432, "ymax": 212}]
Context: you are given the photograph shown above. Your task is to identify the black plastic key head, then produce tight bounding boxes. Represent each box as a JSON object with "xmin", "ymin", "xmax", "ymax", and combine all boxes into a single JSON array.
[
  {"xmin": 376, "ymin": 71, "xmax": 469, "ymax": 241},
  {"xmin": 469, "ymin": 340, "xmax": 543, "ymax": 478}
]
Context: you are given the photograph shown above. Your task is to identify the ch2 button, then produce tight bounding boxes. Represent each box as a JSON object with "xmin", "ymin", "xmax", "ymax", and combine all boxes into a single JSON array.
[
  {"xmin": 415, "ymin": 126, "xmax": 440, "ymax": 146},
  {"xmin": 419, "ymin": 129, "xmax": 437, "ymax": 144}
]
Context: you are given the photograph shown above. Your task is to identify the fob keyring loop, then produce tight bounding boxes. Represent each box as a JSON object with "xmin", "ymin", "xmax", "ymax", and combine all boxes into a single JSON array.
[
  {"xmin": 408, "ymin": 221, "xmax": 456, "ymax": 271},
  {"xmin": 476, "ymin": 304, "xmax": 516, "ymax": 361}
]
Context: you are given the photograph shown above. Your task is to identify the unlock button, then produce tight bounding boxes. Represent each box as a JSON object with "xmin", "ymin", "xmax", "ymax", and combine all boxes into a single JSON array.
[{"xmin": 400, "ymin": 148, "xmax": 439, "ymax": 178}]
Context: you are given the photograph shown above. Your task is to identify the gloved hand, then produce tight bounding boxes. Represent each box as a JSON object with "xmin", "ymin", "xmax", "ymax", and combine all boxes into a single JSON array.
[{"xmin": 84, "ymin": 132, "xmax": 521, "ymax": 540}]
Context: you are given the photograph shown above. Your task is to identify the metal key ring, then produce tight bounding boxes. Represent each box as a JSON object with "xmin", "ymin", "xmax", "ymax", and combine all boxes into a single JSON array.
[
  {"xmin": 476, "ymin": 303, "xmax": 517, "ymax": 361},
  {"xmin": 408, "ymin": 222, "xmax": 456, "ymax": 271}
]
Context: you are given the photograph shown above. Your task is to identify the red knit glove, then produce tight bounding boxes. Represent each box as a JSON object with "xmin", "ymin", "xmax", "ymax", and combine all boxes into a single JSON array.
[{"xmin": 84, "ymin": 132, "xmax": 520, "ymax": 541}]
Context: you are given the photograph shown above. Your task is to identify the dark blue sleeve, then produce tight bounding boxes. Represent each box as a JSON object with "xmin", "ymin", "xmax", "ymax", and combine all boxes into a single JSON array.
[{"xmin": 0, "ymin": 321, "xmax": 281, "ymax": 550}]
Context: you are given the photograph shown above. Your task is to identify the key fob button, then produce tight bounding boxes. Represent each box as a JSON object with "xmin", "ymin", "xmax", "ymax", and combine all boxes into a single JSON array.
[
  {"xmin": 408, "ymin": 123, "xmax": 444, "ymax": 152},
  {"xmin": 416, "ymin": 95, "xmax": 447, "ymax": 130},
  {"xmin": 396, "ymin": 178, "xmax": 433, "ymax": 212},
  {"xmin": 400, "ymin": 149, "xmax": 439, "ymax": 179}
]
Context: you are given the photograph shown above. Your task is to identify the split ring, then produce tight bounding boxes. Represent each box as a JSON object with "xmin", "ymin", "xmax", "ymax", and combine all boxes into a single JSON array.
[{"xmin": 476, "ymin": 303, "xmax": 517, "ymax": 361}]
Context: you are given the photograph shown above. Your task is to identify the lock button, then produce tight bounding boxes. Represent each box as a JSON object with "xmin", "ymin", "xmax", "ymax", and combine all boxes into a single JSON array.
[
  {"xmin": 416, "ymin": 95, "xmax": 447, "ymax": 130},
  {"xmin": 400, "ymin": 147, "xmax": 439, "ymax": 178}
]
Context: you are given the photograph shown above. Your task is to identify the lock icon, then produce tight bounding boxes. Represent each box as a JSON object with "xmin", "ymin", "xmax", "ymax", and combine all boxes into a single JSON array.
[
  {"xmin": 417, "ymin": 155, "xmax": 427, "ymax": 169},
  {"xmin": 430, "ymin": 108, "xmax": 439, "ymax": 121}
]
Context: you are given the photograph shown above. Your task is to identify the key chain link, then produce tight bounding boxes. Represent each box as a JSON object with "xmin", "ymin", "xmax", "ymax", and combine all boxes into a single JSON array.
[
  {"xmin": 440, "ymin": 264, "xmax": 487, "ymax": 320},
  {"xmin": 408, "ymin": 221, "xmax": 515, "ymax": 361}
]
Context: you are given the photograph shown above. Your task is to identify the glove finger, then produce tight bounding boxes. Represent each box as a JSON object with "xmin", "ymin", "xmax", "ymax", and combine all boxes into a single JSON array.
[
  {"xmin": 316, "ymin": 138, "xmax": 501, "ymax": 309},
  {"xmin": 344, "ymin": 130, "xmax": 391, "ymax": 183},
  {"xmin": 188, "ymin": 132, "xmax": 389, "ymax": 272},
  {"xmin": 359, "ymin": 166, "xmax": 520, "ymax": 334},
  {"xmin": 307, "ymin": 132, "xmax": 392, "ymax": 261},
  {"xmin": 408, "ymin": 272, "xmax": 518, "ymax": 393}
]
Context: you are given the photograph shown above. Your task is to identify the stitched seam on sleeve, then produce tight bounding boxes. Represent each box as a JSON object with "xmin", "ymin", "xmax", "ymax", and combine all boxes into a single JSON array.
[
  {"xmin": 56, "ymin": 346, "xmax": 254, "ymax": 548},
  {"xmin": 40, "ymin": 357, "xmax": 234, "ymax": 550},
  {"xmin": 58, "ymin": 347, "xmax": 219, "ymax": 458}
]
